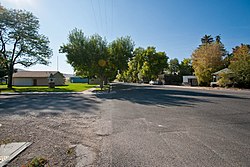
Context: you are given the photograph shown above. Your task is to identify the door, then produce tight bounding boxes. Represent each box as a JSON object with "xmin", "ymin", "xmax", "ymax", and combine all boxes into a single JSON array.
[{"xmin": 33, "ymin": 79, "xmax": 37, "ymax": 86}]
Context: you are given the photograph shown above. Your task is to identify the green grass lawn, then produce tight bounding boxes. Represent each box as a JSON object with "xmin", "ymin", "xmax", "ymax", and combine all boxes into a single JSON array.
[{"xmin": 0, "ymin": 83, "xmax": 97, "ymax": 93}]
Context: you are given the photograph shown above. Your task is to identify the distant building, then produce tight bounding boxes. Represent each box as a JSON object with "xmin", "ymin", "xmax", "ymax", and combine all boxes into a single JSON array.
[
  {"xmin": 70, "ymin": 76, "xmax": 89, "ymax": 83},
  {"xmin": 182, "ymin": 76, "xmax": 198, "ymax": 86},
  {"xmin": 12, "ymin": 71, "xmax": 65, "ymax": 86},
  {"xmin": 210, "ymin": 68, "xmax": 233, "ymax": 87}
]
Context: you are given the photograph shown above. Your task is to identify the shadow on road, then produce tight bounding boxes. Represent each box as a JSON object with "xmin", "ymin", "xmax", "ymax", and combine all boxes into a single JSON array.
[
  {"xmin": 0, "ymin": 94, "xmax": 100, "ymax": 117},
  {"xmin": 96, "ymin": 83, "xmax": 248, "ymax": 107}
]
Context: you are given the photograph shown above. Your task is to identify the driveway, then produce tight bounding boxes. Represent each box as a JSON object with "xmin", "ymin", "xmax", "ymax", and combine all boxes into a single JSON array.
[{"xmin": 96, "ymin": 83, "xmax": 250, "ymax": 167}]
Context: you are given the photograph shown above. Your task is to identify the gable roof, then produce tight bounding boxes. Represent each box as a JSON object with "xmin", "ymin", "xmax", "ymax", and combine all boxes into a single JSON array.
[
  {"xmin": 13, "ymin": 71, "xmax": 63, "ymax": 78},
  {"xmin": 212, "ymin": 68, "xmax": 233, "ymax": 75}
]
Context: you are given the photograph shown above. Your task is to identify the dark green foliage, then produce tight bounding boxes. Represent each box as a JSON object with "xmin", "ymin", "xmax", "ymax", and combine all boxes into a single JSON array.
[
  {"xmin": 60, "ymin": 29, "xmax": 134, "ymax": 87},
  {"xmin": 179, "ymin": 58, "xmax": 194, "ymax": 76},
  {"xmin": 169, "ymin": 58, "xmax": 180, "ymax": 75},
  {"xmin": 201, "ymin": 35, "xmax": 214, "ymax": 44},
  {"xmin": 164, "ymin": 74, "xmax": 182, "ymax": 85},
  {"xmin": 117, "ymin": 47, "xmax": 168, "ymax": 82},
  {"xmin": 0, "ymin": 8, "xmax": 52, "ymax": 88}
]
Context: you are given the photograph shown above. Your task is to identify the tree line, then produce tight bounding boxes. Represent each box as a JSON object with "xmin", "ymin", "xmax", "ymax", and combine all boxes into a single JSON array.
[
  {"xmin": 1, "ymin": 5, "xmax": 249, "ymax": 88},
  {"xmin": 60, "ymin": 29, "xmax": 195, "ymax": 87},
  {"xmin": 192, "ymin": 35, "xmax": 250, "ymax": 88}
]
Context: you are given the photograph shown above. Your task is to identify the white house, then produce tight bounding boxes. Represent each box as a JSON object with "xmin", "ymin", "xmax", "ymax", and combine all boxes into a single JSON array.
[
  {"xmin": 12, "ymin": 71, "xmax": 65, "ymax": 86},
  {"xmin": 182, "ymin": 76, "xmax": 198, "ymax": 86},
  {"xmin": 210, "ymin": 68, "xmax": 233, "ymax": 87}
]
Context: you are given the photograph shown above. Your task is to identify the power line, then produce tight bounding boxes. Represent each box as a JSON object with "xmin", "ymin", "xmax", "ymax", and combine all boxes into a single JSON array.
[
  {"xmin": 91, "ymin": 0, "xmax": 99, "ymax": 33},
  {"xmin": 104, "ymin": 0, "xmax": 108, "ymax": 37},
  {"xmin": 98, "ymin": 0, "xmax": 103, "ymax": 35},
  {"xmin": 111, "ymin": 0, "xmax": 114, "ymax": 39}
]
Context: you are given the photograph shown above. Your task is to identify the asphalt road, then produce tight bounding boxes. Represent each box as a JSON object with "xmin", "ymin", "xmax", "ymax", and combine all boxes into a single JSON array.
[{"xmin": 97, "ymin": 83, "xmax": 250, "ymax": 167}]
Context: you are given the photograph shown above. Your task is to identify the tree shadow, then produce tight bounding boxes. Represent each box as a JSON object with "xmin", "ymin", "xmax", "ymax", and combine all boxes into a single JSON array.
[
  {"xmin": 96, "ymin": 83, "xmax": 248, "ymax": 107},
  {"xmin": 0, "ymin": 94, "xmax": 100, "ymax": 117}
]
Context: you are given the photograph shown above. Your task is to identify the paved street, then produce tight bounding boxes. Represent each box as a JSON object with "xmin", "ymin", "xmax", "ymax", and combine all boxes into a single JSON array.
[
  {"xmin": 97, "ymin": 83, "xmax": 250, "ymax": 167},
  {"xmin": 0, "ymin": 84, "xmax": 250, "ymax": 166}
]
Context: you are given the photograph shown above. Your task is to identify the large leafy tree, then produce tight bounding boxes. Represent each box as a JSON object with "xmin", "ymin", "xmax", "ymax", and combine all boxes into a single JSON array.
[
  {"xmin": 118, "ymin": 47, "xmax": 145, "ymax": 82},
  {"xmin": 229, "ymin": 44, "xmax": 250, "ymax": 88},
  {"xmin": 119, "ymin": 47, "xmax": 168, "ymax": 82},
  {"xmin": 169, "ymin": 58, "xmax": 180, "ymax": 75},
  {"xmin": 60, "ymin": 29, "xmax": 108, "ymax": 87},
  {"xmin": 141, "ymin": 47, "xmax": 168, "ymax": 81},
  {"xmin": 109, "ymin": 36, "xmax": 134, "ymax": 73},
  {"xmin": 0, "ymin": 8, "xmax": 52, "ymax": 88},
  {"xmin": 201, "ymin": 35, "xmax": 214, "ymax": 44},
  {"xmin": 179, "ymin": 58, "xmax": 194, "ymax": 75},
  {"xmin": 192, "ymin": 35, "xmax": 226, "ymax": 85},
  {"xmin": 60, "ymin": 29, "xmax": 134, "ymax": 87}
]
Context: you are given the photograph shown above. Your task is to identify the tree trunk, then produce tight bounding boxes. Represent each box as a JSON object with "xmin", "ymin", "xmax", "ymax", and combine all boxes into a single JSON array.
[
  {"xmin": 99, "ymin": 76, "xmax": 105, "ymax": 90},
  {"xmin": 104, "ymin": 77, "xmax": 108, "ymax": 85},
  {"xmin": 100, "ymin": 80, "xmax": 104, "ymax": 90},
  {"xmin": 7, "ymin": 64, "xmax": 14, "ymax": 89}
]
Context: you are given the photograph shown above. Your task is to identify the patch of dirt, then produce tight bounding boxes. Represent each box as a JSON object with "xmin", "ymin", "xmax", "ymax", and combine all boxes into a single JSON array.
[{"xmin": 0, "ymin": 112, "xmax": 102, "ymax": 167}]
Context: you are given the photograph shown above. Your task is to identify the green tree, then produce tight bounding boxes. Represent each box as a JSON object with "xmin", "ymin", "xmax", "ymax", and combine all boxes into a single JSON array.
[
  {"xmin": 60, "ymin": 29, "xmax": 109, "ymax": 88},
  {"xmin": 117, "ymin": 47, "xmax": 168, "ymax": 83},
  {"xmin": 169, "ymin": 58, "xmax": 180, "ymax": 75},
  {"xmin": 60, "ymin": 29, "xmax": 134, "ymax": 87},
  {"xmin": 0, "ymin": 58, "xmax": 7, "ymax": 78},
  {"xmin": 192, "ymin": 35, "xmax": 226, "ymax": 86},
  {"xmin": 0, "ymin": 8, "xmax": 52, "ymax": 88},
  {"xmin": 139, "ymin": 47, "xmax": 168, "ymax": 81},
  {"xmin": 201, "ymin": 35, "xmax": 214, "ymax": 44},
  {"xmin": 179, "ymin": 58, "xmax": 194, "ymax": 75},
  {"xmin": 109, "ymin": 36, "xmax": 134, "ymax": 73},
  {"xmin": 122, "ymin": 47, "xmax": 168, "ymax": 82},
  {"xmin": 229, "ymin": 44, "xmax": 250, "ymax": 88}
]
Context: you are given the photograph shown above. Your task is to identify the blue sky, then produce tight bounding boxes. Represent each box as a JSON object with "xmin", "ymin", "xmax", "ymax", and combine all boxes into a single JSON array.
[{"xmin": 1, "ymin": 0, "xmax": 250, "ymax": 74}]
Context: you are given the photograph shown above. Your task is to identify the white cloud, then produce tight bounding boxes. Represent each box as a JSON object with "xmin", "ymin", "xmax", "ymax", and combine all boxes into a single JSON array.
[{"xmin": 1, "ymin": 0, "xmax": 39, "ymax": 10}]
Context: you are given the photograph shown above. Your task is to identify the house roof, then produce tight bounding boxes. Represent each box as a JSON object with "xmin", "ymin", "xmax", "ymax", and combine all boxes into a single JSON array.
[
  {"xmin": 13, "ymin": 71, "xmax": 63, "ymax": 78},
  {"xmin": 212, "ymin": 68, "xmax": 233, "ymax": 75}
]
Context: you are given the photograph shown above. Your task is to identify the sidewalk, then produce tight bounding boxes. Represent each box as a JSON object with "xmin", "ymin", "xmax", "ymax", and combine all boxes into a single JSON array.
[
  {"xmin": 0, "ymin": 88, "xmax": 97, "ymax": 95},
  {"xmin": 0, "ymin": 88, "xmax": 116, "ymax": 95}
]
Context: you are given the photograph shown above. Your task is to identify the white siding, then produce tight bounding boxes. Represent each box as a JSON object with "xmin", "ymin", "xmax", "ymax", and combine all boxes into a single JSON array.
[
  {"xmin": 183, "ymin": 76, "xmax": 196, "ymax": 83},
  {"xmin": 13, "ymin": 78, "xmax": 33, "ymax": 86}
]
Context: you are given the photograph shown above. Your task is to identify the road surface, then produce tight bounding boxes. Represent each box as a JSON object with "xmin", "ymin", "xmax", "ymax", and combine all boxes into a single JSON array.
[{"xmin": 97, "ymin": 83, "xmax": 250, "ymax": 167}]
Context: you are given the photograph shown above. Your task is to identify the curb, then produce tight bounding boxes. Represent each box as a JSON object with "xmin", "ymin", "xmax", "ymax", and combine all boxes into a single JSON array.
[
  {"xmin": 0, "ymin": 88, "xmax": 116, "ymax": 95},
  {"xmin": 0, "ymin": 88, "xmax": 96, "ymax": 95},
  {"xmin": 162, "ymin": 85, "xmax": 250, "ymax": 92}
]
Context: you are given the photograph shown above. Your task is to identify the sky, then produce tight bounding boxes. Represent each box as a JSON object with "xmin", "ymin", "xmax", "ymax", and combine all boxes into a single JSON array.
[{"xmin": 1, "ymin": 0, "xmax": 250, "ymax": 74}]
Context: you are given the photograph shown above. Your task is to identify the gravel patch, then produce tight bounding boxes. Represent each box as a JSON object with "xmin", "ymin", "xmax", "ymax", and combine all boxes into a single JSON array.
[{"xmin": 0, "ymin": 110, "xmax": 102, "ymax": 167}]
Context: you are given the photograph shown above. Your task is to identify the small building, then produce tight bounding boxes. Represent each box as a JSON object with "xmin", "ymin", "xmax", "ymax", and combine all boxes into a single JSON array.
[
  {"xmin": 70, "ymin": 76, "xmax": 89, "ymax": 83},
  {"xmin": 182, "ymin": 76, "xmax": 198, "ymax": 86},
  {"xmin": 12, "ymin": 71, "xmax": 65, "ymax": 86},
  {"xmin": 211, "ymin": 68, "xmax": 233, "ymax": 87}
]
